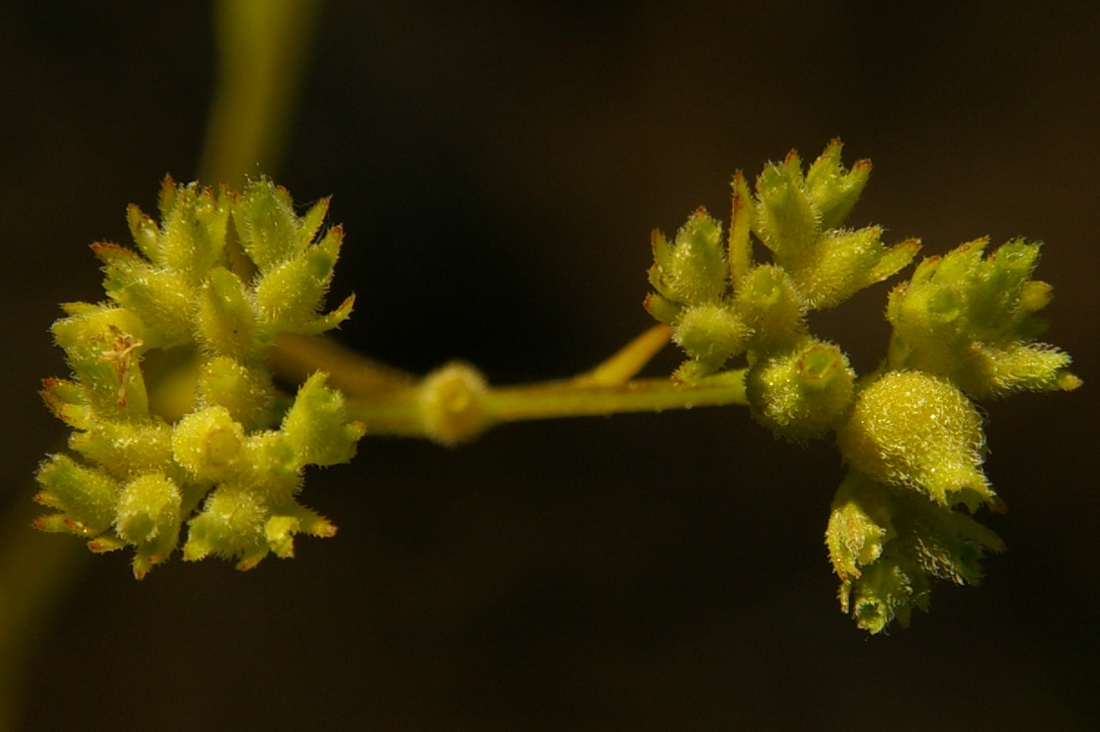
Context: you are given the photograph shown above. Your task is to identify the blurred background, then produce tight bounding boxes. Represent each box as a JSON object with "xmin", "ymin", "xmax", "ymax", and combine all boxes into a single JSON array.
[{"xmin": 2, "ymin": 1, "xmax": 1098, "ymax": 729}]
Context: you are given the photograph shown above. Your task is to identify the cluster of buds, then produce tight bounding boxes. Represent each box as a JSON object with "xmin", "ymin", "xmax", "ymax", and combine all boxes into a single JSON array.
[
  {"xmin": 646, "ymin": 140, "xmax": 919, "ymax": 440},
  {"xmin": 645, "ymin": 141, "xmax": 1080, "ymax": 631},
  {"xmin": 36, "ymin": 178, "xmax": 363, "ymax": 577},
  {"xmin": 831, "ymin": 238, "xmax": 1079, "ymax": 632}
]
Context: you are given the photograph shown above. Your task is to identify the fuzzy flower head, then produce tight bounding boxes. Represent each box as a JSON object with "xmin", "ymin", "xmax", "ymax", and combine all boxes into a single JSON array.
[{"xmin": 37, "ymin": 177, "xmax": 363, "ymax": 577}]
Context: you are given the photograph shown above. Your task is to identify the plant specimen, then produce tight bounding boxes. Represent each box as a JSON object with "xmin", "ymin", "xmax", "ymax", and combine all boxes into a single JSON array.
[{"xmin": 35, "ymin": 141, "xmax": 1079, "ymax": 633}]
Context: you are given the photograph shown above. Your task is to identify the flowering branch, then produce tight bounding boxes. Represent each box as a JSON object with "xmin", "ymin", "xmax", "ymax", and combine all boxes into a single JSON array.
[{"xmin": 36, "ymin": 142, "xmax": 1079, "ymax": 634}]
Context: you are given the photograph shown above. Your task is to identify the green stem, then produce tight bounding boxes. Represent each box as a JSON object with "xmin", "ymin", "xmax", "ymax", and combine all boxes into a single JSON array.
[
  {"xmin": 486, "ymin": 373, "xmax": 749, "ymax": 421},
  {"xmin": 0, "ymin": 495, "xmax": 90, "ymax": 732},
  {"xmin": 274, "ymin": 324, "xmax": 748, "ymax": 444},
  {"xmin": 346, "ymin": 367, "xmax": 749, "ymax": 443},
  {"xmin": 199, "ymin": 0, "xmax": 323, "ymax": 187}
]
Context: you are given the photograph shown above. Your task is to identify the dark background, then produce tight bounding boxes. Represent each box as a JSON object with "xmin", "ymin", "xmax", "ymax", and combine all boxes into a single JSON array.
[{"xmin": 3, "ymin": 2, "xmax": 1098, "ymax": 729}]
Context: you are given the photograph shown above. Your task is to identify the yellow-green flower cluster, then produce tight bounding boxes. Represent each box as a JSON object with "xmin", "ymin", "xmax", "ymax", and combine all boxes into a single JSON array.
[
  {"xmin": 36, "ymin": 177, "xmax": 363, "ymax": 577},
  {"xmin": 644, "ymin": 141, "xmax": 1080, "ymax": 632},
  {"xmin": 646, "ymin": 139, "xmax": 918, "ymax": 441},
  {"xmin": 885, "ymin": 237, "xmax": 1078, "ymax": 397},
  {"xmin": 829, "ymin": 236, "xmax": 1080, "ymax": 632}
]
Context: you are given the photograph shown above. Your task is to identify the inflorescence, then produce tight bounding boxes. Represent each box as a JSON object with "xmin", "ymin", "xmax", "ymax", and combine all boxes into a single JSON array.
[
  {"xmin": 37, "ymin": 178, "xmax": 363, "ymax": 577},
  {"xmin": 37, "ymin": 142, "xmax": 1079, "ymax": 632},
  {"xmin": 644, "ymin": 139, "xmax": 1079, "ymax": 631}
]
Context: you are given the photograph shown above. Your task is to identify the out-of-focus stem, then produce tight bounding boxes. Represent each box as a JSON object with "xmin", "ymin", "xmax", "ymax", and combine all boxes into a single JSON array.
[{"xmin": 199, "ymin": 0, "xmax": 324, "ymax": 187}]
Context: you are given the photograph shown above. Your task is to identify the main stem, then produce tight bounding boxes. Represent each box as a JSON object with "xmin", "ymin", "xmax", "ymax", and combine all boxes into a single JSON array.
[{"xmin": 271, "ymin": 324, "xmax": 749, "ymax": 445}]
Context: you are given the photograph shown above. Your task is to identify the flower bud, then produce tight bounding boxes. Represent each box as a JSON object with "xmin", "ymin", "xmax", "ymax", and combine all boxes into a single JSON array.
[
  {"xmin": 735, "ymin": 264, "xmax": 804, "ymax": 347},
  {"xmin": 34, "ymin": 454, "xmax": 120, "ymax": 537},
  {"xmin": 647, "ymin": 209, "xmax": 728, "ymax": 306},
  {"xmin": 752, "ymin": 150, "xmax": 819, "ymax": 260},
  {"xmin": 841, "ymin": 547, "xmax": 926, "ymax": 634},
  {"xmin": 233, "ymin": 177, "xmax": 309, "ymax": 273},
  {"xmin": 746, "ymin": 338, "xmax": 855, "ymax": 442},
  {"xmin": 672, "ymin": 303, "xmax": 752, "ymax": 374},
  {"xmin": 749, "ymin": 143, "xmax": 919, "ymax": 311},
  {"xmin": 254, "ymin": 226, "xmax": 344, "ymax": 330},
  {"xmin": 115, "ymin": 473, "xmax": 182, "ymax": 578},
  {"xmin": 794, "ymin": 227, "xmax": 920, "ymax": 310},
  {"xmin": 157, "ymin": 179, "xmax": 230, "ymax": 284},
  {"xmin": 51, "ymin": 305, "xmax": 153, "ymax": 416},
  {"xmin": 825, "ymin": 471, "xmax": 894, "ymax": 583},
  {"xmin": 838, "ymin": 370, "xmax": 993, "ymax": 509},
  {"xmin": 826, "ymin": 469, "xmax": 1005, "ymax": 633},
  {"xmin": 70, "ymin": 420, "xmax": 175, "ymax": 481},
  {"xmin": 804, "ymin": 138, "xmax": 871, "ymax": 230},
  {"xmin": 197, "ymin": 356, "xmax": 274, "ymax": 428},
  {"xmin": 197, "ymin": 267, "xmax": 258, "ymax": 359},
  {"xmin": 94, "ymin": 242, "xmax": 196, "ymax": 344},
  {"xmin": 282, "ymin": 372, "xmax": 365, "ymax": 466},
  {"xmin": 184, "ymin": 484, "xmax": 266, "ymax": 566},
  {"xmin": 172, "ymin": 406, "xmax": 245, "ymax": 480},
  {"xmin": 885, "ymin": 238, "xmax": 1079, "ymax": 397}
]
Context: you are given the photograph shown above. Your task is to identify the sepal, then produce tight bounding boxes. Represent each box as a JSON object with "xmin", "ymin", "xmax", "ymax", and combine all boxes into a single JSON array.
[
  {"xmin": 727, "ymin": 171, "xmax": 753, "ymax": 283},
  {"xmin": 642, "ymin": 292, "xmax": 683, "ymax": 325},
  {"xmin": 41, "ymin": 378, "xmax": 91, "ymax": 429},
  {"xmin": 286, "ymin": 293, "xmax": 356, "ymax": 337},
  {"xmin": 126, "ymin": 203, "xmax": 160, "ymax": 260},
  {"xmin": 264, "ymin": 503, "xmax": 338, "ymax": 560}
]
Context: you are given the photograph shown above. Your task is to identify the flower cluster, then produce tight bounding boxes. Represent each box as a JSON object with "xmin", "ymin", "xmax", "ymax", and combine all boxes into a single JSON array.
[
  {"xmin": 36, "ymin": 178, "xmax": 363, "ymax": 577},
  {"xmin": 35, "ymin": 144, "xmax": 1079, "ymax": 633},
  {"xmin": 646, "ymin": 140, "xmax": 920, "ymax": 440},
  {"xmin": 831, "ymin": 237, "xmax": 1079, "ymax": 632},
  {"xmin": 645, "ymin": 141, "xmax": 1079, "ymax": 632}
]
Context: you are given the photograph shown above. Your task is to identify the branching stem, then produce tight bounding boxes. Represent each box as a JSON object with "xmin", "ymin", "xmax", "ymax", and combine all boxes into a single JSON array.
[{"xmin": 271, "ymin": 325, "xmax": 749, "ymax": 444}]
